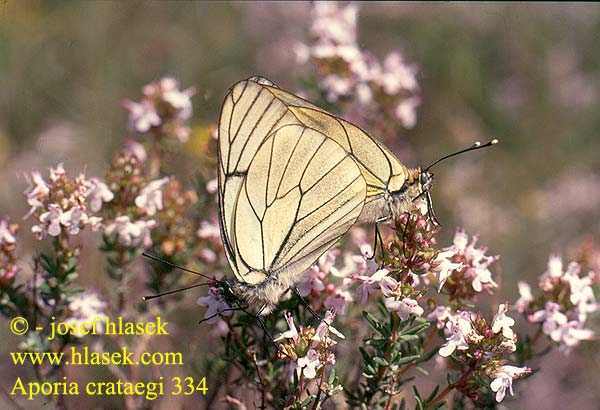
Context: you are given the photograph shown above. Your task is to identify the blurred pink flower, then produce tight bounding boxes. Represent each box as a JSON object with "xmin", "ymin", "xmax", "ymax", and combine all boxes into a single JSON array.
[
  {"xmin": 86, "ymin": 178, "xmax": 114, "ymax": 213},
  {"xmin": 124, "ymin": 140, "xmax": 148, "ymax": 162},
  {"xmin": 394, "ymin": 96, "xmax": 421, "ymax": 129},
  {"xmin": 384, "ymin": 297, "xmax": 424, "ymax": 320},
  {"xmin": 123, "ymin": 100, "xmax": 161, "ymax": 133},
  {"xmin": 351, "ymin": 268, "xmax": 397, "ymax": 304},
  {"xmin": 0, "ymin": 217, "xmax": 17, "ymax": 245},
  {"xmin": 65, "ymin": 292, "xmax": 108, "ymax": 337},
  {"xmin": 427, "ymin": 305, "xmax": 453, "ymax": 329},
  {"xmin": 103, "ymin": 215, "xmax": 157, "ymax": 248},
  {"xmin": 125, "ymin": 77, "xmax": 195, "ymax": 142},
  {"xmin": 196, "ymin": 217, "xmax": 221, "ymax": 242},
  {"xmin": 379, "ymin": 51, "xmax": 419, "ymax": 95},
  {"xmin": 24, "ymin": 171, "xmax": 49, "ymax": 219},
  {"xmin": 311, "ymin": 2, "xmax": 358, "ymax": 46},
  {"xmin": 323, "ymin": 287, "xmax": 353, "ymax": 315},
  {"xmin": 135, "ymin": 177, "xmax": 170, "ymax": 216},
  {"xmin": 515, "ymin": 281, "xmax": 534, "ymax": 313}
]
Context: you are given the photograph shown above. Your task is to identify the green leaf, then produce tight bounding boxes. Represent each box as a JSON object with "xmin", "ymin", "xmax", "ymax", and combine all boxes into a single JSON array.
[
  {"xmin": 396, "ymin": 354, "xmax": 420, "ymax": 365},
  {"xmin": 373, "ymin": 356, "xmax": 390, "ymax": 366},
  {"xmin": 425, "ymin": 385, "xmax": 440, "ymax": 403}
]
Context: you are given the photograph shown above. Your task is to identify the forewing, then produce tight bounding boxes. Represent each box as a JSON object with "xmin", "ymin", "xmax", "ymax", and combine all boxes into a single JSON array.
[{"xmin": 218, "ymin": 79, "xmax": 299, "ymax": 281}]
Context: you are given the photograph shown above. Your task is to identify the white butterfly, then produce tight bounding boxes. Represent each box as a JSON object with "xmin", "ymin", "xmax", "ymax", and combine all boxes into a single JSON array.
[{"xmin": 217, "ymin": 76, "xmax": 496, "ymax": 315}]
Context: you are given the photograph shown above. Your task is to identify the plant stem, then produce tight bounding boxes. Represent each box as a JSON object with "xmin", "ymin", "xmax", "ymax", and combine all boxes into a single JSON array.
[{"xmin": 424, "ymin": 368, "xmax": 474, "ymax": 410}]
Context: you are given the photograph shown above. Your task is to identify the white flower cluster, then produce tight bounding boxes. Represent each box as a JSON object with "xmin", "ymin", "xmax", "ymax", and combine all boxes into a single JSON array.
[
  {"xmin": 24, "ymin": 163, "xmax": 113, "ymax": 240},
  {"xmin": 429, "ymin": 303, "xmax": 527, "ymax": 403},
  {"xmin": 276, "ymin": 310, "xmax": 344, "ymax": 379},
  {"xmin": 520, "ymin": 255, "xmax": 597, "ymax": 354},
  {"xmin": 123, "ymin": 77, "xmax": 195, "ymax": 142},
  {"xmin": 296, "ymin": 2, "xmax": 420, "ymax": 128},
  {"xmin": 436, "ymin": 228, "xmax": 498, "ymax": 293}
]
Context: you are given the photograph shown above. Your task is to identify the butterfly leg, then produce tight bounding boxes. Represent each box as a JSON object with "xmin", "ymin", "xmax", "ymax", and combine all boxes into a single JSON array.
[
  {"xmin": 401, "ymin": 211, "xmax": 411, "ymax": 259},
  {"xmin": 367, "ymin": 216, "xmax": 390, "ymax": 268},
  {"xmin": 291, "ymin": 286, "xmax": 323, "ymax": 321},
  {"xmin": 426, "ymin": 191, "xmax": 441, "ymax": 226},
  {"xmin": 198, "ymin": 307, "xmax": 244, "ymax": 324}
]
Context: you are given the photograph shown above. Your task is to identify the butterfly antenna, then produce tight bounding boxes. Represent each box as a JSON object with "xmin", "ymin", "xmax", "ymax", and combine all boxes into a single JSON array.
[
  {"xmin": 424, "ymin": 138, "xmax": 498, "ymax": 172},
  {"xmin": 143, "ymin": 282, "xmax": 210, "ymax": 301},
  {"xmin": 141, "ymin": 252, "xmax": 214, "ymax": 281}
]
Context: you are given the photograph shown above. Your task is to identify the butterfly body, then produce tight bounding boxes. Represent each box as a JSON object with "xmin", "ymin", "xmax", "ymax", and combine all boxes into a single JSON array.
[{"xmin": 217, "ymin": 77, "xmax": 426, "ymax": 314}]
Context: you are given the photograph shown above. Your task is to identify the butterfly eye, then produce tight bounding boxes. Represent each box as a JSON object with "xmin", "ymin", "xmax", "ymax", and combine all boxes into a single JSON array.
[{"xmin": 420, "ymin": 171, "xmax": 429, "ymax": 186}]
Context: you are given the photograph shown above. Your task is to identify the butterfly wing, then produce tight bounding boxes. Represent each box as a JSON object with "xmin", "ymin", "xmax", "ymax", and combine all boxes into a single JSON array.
[
  {"xmin": 218, "ymin": 78, "xmax": 366, "ymax": 285},
  {"xmin": 264, "ymin": 84, "xmax": 410, "ymax": 200}
]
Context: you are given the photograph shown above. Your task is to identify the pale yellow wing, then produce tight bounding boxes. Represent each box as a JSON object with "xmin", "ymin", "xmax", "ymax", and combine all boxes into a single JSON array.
[
  {"xmin": 218, "ymin": 78, "xmax": 366, "ymax": 285},
  {"xmin": 264, "ymin": 84, "xmax": 409, "ymax": 199},
  {"xmin": 226, "ymin": 125, "xmax": 366, "ymax": 284}
]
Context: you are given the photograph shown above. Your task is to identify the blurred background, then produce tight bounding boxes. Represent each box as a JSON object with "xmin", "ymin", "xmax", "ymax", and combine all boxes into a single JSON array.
[{"xmin": 1, "ymin": 2, "xmax": 599, "ymax": 409}]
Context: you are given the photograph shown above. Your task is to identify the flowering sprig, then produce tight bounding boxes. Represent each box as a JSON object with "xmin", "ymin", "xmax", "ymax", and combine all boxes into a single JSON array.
[
  {"xmin": 24, "ymin": 163, "xmax": 108, "ymax": 241},
  {"xmin": 123, "ymin": 77, "xmax": 195, "ymax": 143},
  {"xmin": 436, "ymin": 228, "xmax": 499, "ymax": 301},
  {"xmin": 296, "ymin": 2, "xmax": 420, "ymax": 132},
  {"xmin": 277, "ymin": 310, "xmax": 344, "ymax": 408},
  {"xmin": 427, "ymin": 303, "xmax": 530, "ymax": 404},
  {"xmin": 515, "ymin": 254, "xmax": 598, "ymax": 353}
]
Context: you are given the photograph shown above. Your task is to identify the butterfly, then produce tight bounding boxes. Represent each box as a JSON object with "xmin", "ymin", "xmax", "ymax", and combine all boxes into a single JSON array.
[{"xmin": 217, "ymin": 76, "xmax": 496, "ymax": 316}]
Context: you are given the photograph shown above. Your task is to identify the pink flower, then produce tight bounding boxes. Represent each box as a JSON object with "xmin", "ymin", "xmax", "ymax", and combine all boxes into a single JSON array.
[
  {"xmin": 311, "ymin": 2, "xmax": 358, "ymax": 46},
  {"xmin": 434, "ymin": 250, "xmax": 463, "ymax": 291},
  {"xmin": 124, "ymin": 139, "xmax": 147, "ymax": 162},
  {"xmin": 514, "ymin": 281, "xmax": 534, "ymax": 313},
  {"xmin": 205, "ymin": 178, "xmax": 218, "ymax": 194},
  {"xmin": 135, "ymin": 177, "xmax": 170, "ymax": 216},
  {"xmin": 0, "ymin": 217, "xmax": 17, "ymax": 245},
  {"xmin": 379, "ymin": 51, "xmax": 419, "ymax": 95},
  {"xmin": 59, "ymin": 205, "xmax": 89, "ymax": 235},
  {"xmin": 38, "ymin": 204, "xmax": 63, "ymax": 237},
  {"xmin": 86, "ymin": 178, "xmax": 114, "ymax": 213},
  {"xmin": 491, "ymin": 303, "xmax": 515, "ymax": 339},
  {"xmin": 24, "ymin": 171, "xmax": 49, "ymax": 219},
  {"xmin": 324, "ymin": 287, "xmax": 353, "ymax": 315},
  {"xmin": 351, "ymin": 269, "xmax": 398, "ymax": 304},
  {"xmin": 394, "ymin": 96, "xmax": 421, "ymax": 129},
  {"xmin": 314, "ymin": 309, "xmax": 344, "ymax": 341},
  {"xmin": 65, "ymin": 292, "xmax": 108, "ymax": 337},
  {"xmin": 529, "ymin": 302, "xmax": 568, "ymax": 342},
  {"xmin": 160, "ymin": 78, "xmax": 195, "ymax": 121},
  {"xmin": 439, "ymin": 228, "xmax": 498, "ymax": 293},
  {"xmin": 385, "ymin": 297, "xmax": 424, "ymax": 320},
  {"xmin": 439, "ymin": 311, "xmax": 478, "ymax": 357},
  {"xmin": 196, "ymin": 218, "xmax": 221, "ymax": 241},
  {"xmin": 275, "ymin": 312, "xmax": 299, "ymax": 342},
  {"xmin": 104, "ymin": 216, "xmax": 157, "ymax": 248},
  {"xmin": 558, "ymin": 322, "xmax": 595, "ymax": 353},
  {"xmin": 297, "ymin": 265, "xmax": 326, "ymax": 297},
  {"xmin": 427, "ymin": 305, "xmax": 454, "ymax": 329},
  {"xmin": 123, "ymin": 100, "xmax": 161, "ymax": 133},
  {"xmin": 490, "ymin": 365, "xmax": 530, "ymax": 402},
  {"xmin": 297, "ymin": 348, "xmax": 321, "ymax": 379},
  {"xmin": 197, "ymin": 287, "xmax": 232, "ymax": 325}
]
